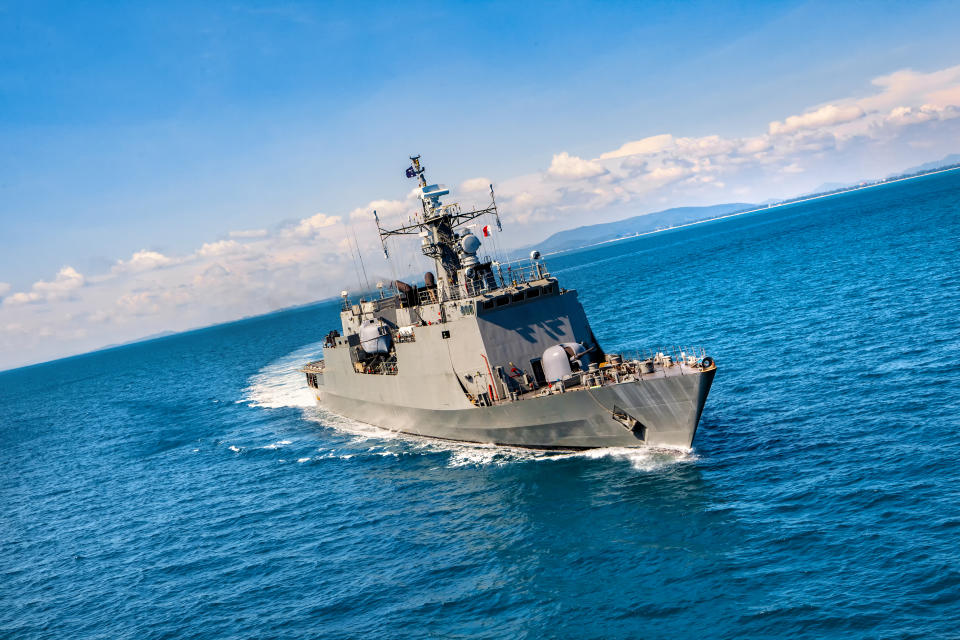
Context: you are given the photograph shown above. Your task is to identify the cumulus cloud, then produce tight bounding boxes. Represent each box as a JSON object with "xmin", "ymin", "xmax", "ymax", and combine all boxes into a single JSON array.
[
  {"xmin": 547, "ymin": 152, "xmax": 606, "ymax": 179},
  {"xmin": 861, "ymin": 64, "xmax": 960, "ymax": 111},
  {"xmin": 4, "ymin": 292, "xmax": 42, "ymax": 306},
  {"xmin": 768, "ymin": 104, "xmax": 865, "ymax": 135},
  {"xmin": 349, "ymin": 198, "xmax": 410, "ymax": 222},
  {"xmin": 116, "ymin": 291, "xmax": 161, "ymax": 316},
  {"xmin": 461, "ymin": 177, "xmax": 492, "ymax": 192},
  {"xmin": 3, "ymin": 266, "xmax": 86, "ymax": 306},
  {"xmin": 197, "ymin": 240, "xmax": 241, "ymax": 257},
  {"xmin": 498, "ymin": 61, "xmax": 960, "ymax": 228},
  {"xmin": 600, "ymin": 134, "xmax": 675, "ymax": 159},
  {"xmin": 740, "ymin": 137, "xmax": 772, "ymax": 154},
  {"xmin": 290, "ymin": 212, "xmax": 341, "ymax": 238},
  {"xmin": 34, "ymin": 266, "xmax": 85, "ymax": 296},
  {"xmin": 229, "ymin": 228, "xmax": 268, "ymax": 239},
  {"xmin": 885, "ymin": 103, "xmax": 960, "ymax": 125},
  {"xmin": 113, "ymin": 249, "xmax": 176, "ymax": 273}
]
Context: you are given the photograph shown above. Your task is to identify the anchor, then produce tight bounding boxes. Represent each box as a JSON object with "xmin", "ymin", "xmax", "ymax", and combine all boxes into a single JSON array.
[{"xmin": 612, "ymin": 404, "xmax": 647, "ymax": 441}]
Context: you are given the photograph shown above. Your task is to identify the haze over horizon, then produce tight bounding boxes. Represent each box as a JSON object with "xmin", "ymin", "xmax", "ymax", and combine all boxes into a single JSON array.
[{"xmin": 3, "ymin": 1, "xmax": 960, "ymax": 371}]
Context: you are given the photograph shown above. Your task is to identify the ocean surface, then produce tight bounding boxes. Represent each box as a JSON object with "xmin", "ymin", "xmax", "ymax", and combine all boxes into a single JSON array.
[{"xmin": 2, "ymin": 170, "xmax": 959, "ymax": 639}]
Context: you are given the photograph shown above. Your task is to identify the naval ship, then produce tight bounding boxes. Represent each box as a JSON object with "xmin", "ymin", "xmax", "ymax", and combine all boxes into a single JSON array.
[{"xmin": 302, "ymin": 156, "xmax": 716, "ymax": 449}]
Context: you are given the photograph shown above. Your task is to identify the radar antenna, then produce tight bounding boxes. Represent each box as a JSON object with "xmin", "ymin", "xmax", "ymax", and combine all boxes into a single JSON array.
[{"xmin": 374, "ymin": 155, "xmax": 503, "ymax": 287}]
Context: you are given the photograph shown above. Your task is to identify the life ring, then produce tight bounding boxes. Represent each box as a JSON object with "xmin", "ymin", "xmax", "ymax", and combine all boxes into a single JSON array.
[
  {"xmin": 509, "ymin": 366, "xmax": 523, "ymax": 377},
  {"xmin": 701, "ymin": 356, "xmax": 715, "ymax": 369}
]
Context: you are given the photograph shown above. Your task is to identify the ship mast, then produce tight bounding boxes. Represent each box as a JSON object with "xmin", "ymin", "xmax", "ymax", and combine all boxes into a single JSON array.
[{"xmin": 374, "ymin": 155, "xmax": 502, "ymax": 294}]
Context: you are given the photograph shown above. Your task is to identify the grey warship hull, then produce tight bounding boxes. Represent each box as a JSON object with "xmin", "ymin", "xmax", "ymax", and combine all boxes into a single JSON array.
[{"xmin": 315, "ymin": 365, "xmax": 715, "ymax": 449}]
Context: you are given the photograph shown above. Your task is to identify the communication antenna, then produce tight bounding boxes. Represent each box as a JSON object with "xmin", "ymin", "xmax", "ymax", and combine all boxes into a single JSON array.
[
  {"xmin": 350, "ymin": 221, "xmax": 371, "ymax": 293},
  {"xmin": 489, "ymin": 183, "xmax": 503, "ymax": 232},
  {"xmin": 375, "ymin": 209, "xmax": 401, "ymax": 297},
  {"xmin": 376, "ymin": 155, "xmax": 506, "ymax": 287},
  {"xmin": 341, "ymin": 223, "xmax": 364, "ymax": 294},
  {"xmin": 485, "ymin": 183, "xmax": 507, "ymax": 265}
]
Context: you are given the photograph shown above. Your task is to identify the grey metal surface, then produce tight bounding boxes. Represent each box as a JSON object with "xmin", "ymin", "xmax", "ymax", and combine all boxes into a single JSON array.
[{"xmin": 315, "ymin": 367, "xmax": 715, "ymax": 449}]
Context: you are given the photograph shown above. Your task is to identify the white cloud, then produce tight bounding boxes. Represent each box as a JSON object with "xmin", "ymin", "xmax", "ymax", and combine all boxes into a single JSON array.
[
  {"xmin": 3, "ymin": 266, "xmax": 86, "ymax": 306},
  {"xmin": 197, "ymin": 240, "xmax": 241, "ymax": 257},
  {"xmin": 547, "ymin": 152, "xmax": 606, "ymax": 179},
  {"xmin": 290, "ymin": 212, "xmax": 341, "ymax": 238},
  {"xmin": 349, "ymin": 198, "xmax": 410, "ymax": 222},
  {"xmin": 885, "ymin": 104, "xmax": 960, "ymax": 125},
  {"xmin": 860, "ymin": 64, "xmax": 960, "ymax": 111},
  {"xmin": 769, "ymin": 104, "xmax": 865, "ymax": 135},
  {"xmin": 740, "ymin": 137, "xmax": 772, "ymax": 154},
  {"xmin": 0, "ymin": 282, "xmax": 10, "ymax": 297},
  {"xmin": 600, "ymin": 134, "xmax": 674, "ymax": 159},
  {"xmin": 229, "ymin": 228, "xmax": 268, "ymax": 239},
  {"xmin": 116, "ymin": 291, "xmax": 161, "ymax": 316},
  {"xmin": 461, "ymin": 177, "xmax": 492, "ymax": 192},
  {"xmin": 34, "ymin": 266, "xmax": 85, "ymax": 296},
  {"xmin": 113, "ymin": 249, "xmax": 176, "ymax": 273},
  {"xmin": 4, "ymin": 291, "xmax": 42, "ymax": 306}
]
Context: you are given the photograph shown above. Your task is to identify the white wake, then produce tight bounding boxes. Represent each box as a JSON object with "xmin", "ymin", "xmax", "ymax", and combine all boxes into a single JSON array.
[{"xmin": 242, "ymin": 341, "xmax": 326, "ymax": 409}]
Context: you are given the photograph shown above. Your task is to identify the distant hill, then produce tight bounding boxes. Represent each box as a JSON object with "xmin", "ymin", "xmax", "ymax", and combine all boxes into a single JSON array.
[
  {"xmin": 893, "ymin": 153, "xmax": 960, "ymax": 177},
  {"xmin": 801, "ymin": 181, "xmax": 857, "ymax": 197},
  {"xmin": 522, "ymin": 152, "xmax": 960, "ymax": 256},
  {"xmin": 532, "ymin": 203, "xmax": 754, "ymax": 254}
]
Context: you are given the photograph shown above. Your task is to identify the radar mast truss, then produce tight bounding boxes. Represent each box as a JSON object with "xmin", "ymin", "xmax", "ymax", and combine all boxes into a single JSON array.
[{"xmin": 373, "ymin": 155, "xmax": 503, "ymax": 273}]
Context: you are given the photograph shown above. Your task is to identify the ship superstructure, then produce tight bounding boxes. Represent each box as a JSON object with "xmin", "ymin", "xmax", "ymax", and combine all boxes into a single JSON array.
[{"xmin": 302, "ymin": 156, "xmax": 716, "ymax": 449}]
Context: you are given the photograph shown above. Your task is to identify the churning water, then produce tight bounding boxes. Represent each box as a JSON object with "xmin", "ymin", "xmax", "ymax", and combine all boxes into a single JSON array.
[{"xmin": 2, "ymin": 170, "xmax": 959, "ymax": 638}]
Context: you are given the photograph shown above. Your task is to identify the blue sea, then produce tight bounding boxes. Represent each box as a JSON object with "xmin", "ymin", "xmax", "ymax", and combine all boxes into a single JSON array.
[{"xmin": 2, "ymin": 170, "xmax": 959, "ymax": 639}]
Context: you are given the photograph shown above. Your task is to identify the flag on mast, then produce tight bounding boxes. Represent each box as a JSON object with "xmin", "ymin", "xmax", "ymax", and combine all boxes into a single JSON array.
[{"xmin": 482, "ymin": 225, "xmax": 490, "ymax": 237}]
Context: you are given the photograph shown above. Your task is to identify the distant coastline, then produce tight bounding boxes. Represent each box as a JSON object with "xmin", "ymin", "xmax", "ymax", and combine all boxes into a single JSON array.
[{"xmin": 543, "ymin": 162, "xmax": 960, "ymax": 257}]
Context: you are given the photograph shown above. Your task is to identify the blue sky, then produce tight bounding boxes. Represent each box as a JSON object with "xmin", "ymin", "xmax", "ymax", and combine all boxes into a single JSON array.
[{"xmin": 3, "ymin": 0, "xmax": 960, "ymax": 369}]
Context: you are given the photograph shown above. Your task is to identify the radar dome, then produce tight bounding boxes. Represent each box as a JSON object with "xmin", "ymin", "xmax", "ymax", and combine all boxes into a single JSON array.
[
  {"xmin": 359, "ymin": 320, "xmax": 390, "ymax": 354},
  {"xmin": 461, "ymin": 233, "xmax": 481, "ymax": 255},
  {"xmin": 530, "ymin": 250, "xmax": 541, "ymax": 260},
  {"xmin": 542, "ymin": 345, "xmax": 572, "ymax": 382}
]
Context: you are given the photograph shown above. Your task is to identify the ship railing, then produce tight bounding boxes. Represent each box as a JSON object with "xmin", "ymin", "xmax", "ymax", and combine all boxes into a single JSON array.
[
  {"xmin": 417, "ymin": 287, "xmax": 442, "ymax": 306},
  {"xmin": 603, "ymin": 346, "xmax": 713, "ymax": 379},
  {"xmin": 302, "ymin": 360, "xmax": 325, "ymax": 373},
  {"xmin": 363, "ymin": 359, "xmax": 399, "ymax": 376},
  {"xmin": 412, "ymin": 260, "xmax": 551, "ymax": 307},
  {"xmin": 505, "ymin": 346, "xmax": 714, "ymax": 402},
  {"xmin": 395, "ymin": 330, "xmax": 416, "ymax": 343},
  {"xmin": 494, "ymin": 260, "xmax": 550, "ymax": 288},
  {"xmin": 416, "ymin": 285, "xmax": 475, "ymax": 305}
]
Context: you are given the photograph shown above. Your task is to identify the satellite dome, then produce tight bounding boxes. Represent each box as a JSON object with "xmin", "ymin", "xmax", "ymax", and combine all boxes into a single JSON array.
[{"xmin": 461, "ymin": 233, "xmax": 481, "ymax": 255}]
